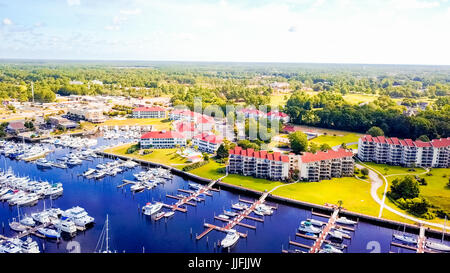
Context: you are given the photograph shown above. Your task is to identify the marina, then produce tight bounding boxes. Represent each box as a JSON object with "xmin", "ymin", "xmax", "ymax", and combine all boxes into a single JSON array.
[{"xmin": 0, "ymin": 137, "xmax": 449, "ymax": 253}]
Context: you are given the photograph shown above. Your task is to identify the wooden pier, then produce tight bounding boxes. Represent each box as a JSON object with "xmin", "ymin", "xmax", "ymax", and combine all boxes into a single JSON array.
[
  {"xmin": 289, "ymin": 240, "xmax": 312, "ymax": 250},
  {"xmin": 309, "ymin": 208, "xmax": 340, "ymax": 253},
  {"xmin": 117, "ymin": 179, "xmax": 136, "ymax": 188},
  {"xmin": 417, "ymin": 226, "xmax": 426, "ymax": 253}
]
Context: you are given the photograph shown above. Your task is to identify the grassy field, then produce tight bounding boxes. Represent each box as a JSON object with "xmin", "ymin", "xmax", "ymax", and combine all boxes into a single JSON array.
[
  {"xmin": 311, "ymin": 133, "xmax": 361, "ymax": 147},
  {"xmin": 270, "ymin": 94, "xmax": 290, "ymax": 106},
  {"xmin": 104, "ymin": 144, "xmax": 189, "ymax": 168},
  {"xmin": 343, "ymin": 93, "xmax": 378, "ymax": 105},
  {"xmin": 100, "ymin": 118, "xmax": 172, "ymax": 130}
]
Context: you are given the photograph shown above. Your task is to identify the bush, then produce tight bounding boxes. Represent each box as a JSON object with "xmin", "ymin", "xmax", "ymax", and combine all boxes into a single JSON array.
[
  {"xmin": 182, "ymin": 160, "xmax": 209, "ymax": 172},
  {"xmin": 126, "ymin": 144, "xmax": 140, "ymax": 154}
]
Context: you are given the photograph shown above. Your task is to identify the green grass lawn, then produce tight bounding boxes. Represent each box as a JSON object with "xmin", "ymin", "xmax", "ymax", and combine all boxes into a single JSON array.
[
  {"xmin": 104, "ymin": 144, "xmax": 188, "ymax": 169},
  {"xmin": 100, "ymin": 118, "xmax": 172, "ymax": 130},
  {"xmin": 188, "ymin": 160, "xmax": 226, "ymax": 180},
  {"xmin": 343, "ymin": 93, "xmax": 378, "ymax": 105},
  {"xmin": 270, "ymin": 94, "xmax": 290, "ymax": 106},
  {"xmin": 311, "ymin": 133, "xmax": 361, "ymax": 147}
]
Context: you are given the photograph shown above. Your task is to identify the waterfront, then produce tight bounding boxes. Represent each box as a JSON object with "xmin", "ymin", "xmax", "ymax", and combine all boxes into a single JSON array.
[{"xmin": 0, "ymin": 137, "xmax": 448, "ymax": 253}]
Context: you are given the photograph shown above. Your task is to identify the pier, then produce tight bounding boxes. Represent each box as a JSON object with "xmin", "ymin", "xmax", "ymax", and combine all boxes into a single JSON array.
[
  {"xmin": 417, "ymin": 226, "xmax": 426, "ymax": 253},
  {"xmin": 309, "ymin": 208, "xmax": 340, "ymax": 253}
]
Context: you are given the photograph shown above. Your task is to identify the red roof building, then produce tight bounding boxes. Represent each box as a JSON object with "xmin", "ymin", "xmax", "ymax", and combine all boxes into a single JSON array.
[
  {"xmin": 140, "ymin": 130, "xmax": 186, "ymax": 149},
  {"xmin": 132, "ymin": 106, "xmax": 166, "ymax": 118}
]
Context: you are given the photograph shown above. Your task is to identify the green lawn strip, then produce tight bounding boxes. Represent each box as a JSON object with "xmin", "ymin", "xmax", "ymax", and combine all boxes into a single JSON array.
[{"xmin": 311, "ymin": 133, "xmax": 360, "ymax": 147}]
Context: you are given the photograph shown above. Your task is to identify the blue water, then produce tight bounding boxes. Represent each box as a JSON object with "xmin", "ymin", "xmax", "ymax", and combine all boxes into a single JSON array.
[{"xmin": 0, "ymin": 137, "xmax": 448, "ymax": 253}]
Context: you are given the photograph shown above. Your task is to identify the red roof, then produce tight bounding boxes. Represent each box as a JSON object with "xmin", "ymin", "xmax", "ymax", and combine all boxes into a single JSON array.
[
  {"xmin": 229, "ymin": 147, "xmax": 289, "ymax": 162},
  {"xmin": 431, "ymin": 137, "xmax": 450, "ymax": 148},
  {"xmin": 267, "ymin": 111, "xmax": 288, "ymax": 118},
  {"xmin": 301, "ymin": 149, "xmax": 353, "ymax": 163},
  {"xmin": 176, "ymin": 122, "xmax": 195, "ymax": 132},
  {"xmin": 8, "ymin": 121, "xmax": 25, "ymax": 130},
  {"xmin": 414, "ymin": 140, "xmax": 432, "ymax": 148},
  {"xmin": 133, "ymin": 106, "xmax": 165, "ymax": 112},
  {"xmin": 283, "ymin": 125, "xmax": 295, "ymax": 133},
  {"xmin": 141, "ymin": 131, "xmax": 184, "ymax": 139},
  {"xmin": 193, "ymin": 133, "xmax": 223, "ymax": 144},
  {"xmin": 238, "ymin": 108, "xmax": 265, "ymax": 116}
]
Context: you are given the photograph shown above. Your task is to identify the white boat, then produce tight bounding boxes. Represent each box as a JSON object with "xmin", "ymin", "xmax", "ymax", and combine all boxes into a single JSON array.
[
  {"xmin": 53, "ymin": 217, "xmax": 77, "ymax": 235},
  {"xmin": 298, "ymin": 221, "xmax": 322, "ymax": 234},
  {"xmin": 131, "ymin": 183, "xmax": 146, "ymax": 192},
  {"xmin": 142, "ymin": 202, "xmax": 163, "ymax": 215},
  {"xmin": 11, "ymin": 237, "xmax": 40, "ymax": 253},
  {"xmin": 217, "ymin": 214, "xmax": 230, "ymax": 220},
  {"xmin": 20, "ymin": 216, "xmax": 36, "ymax": 227},
  {"xmin": 93, "ymin": 171, "xmax": 107, "ymax": 179},
  {"xmin": 223, "ymin": 210, "xmax": 238, "ymax": 217},
  {"xmin": 221, "ymin": 229, "xmax": 240, "ymax": 248},
  {"xmin": 189, "ymin": 183, "xmax": 202, "ymax": 190},
  {"xmin": 44, "ymin": 183, "xmax": 63, "ymax": 197},
  {"xmin": 0, "ymin": 241, "xmax": 22, "ymax": 253},
  {"xmin": 31, "ymin": 211, "xmax": 51, "ymax": 224},
  {"xmin": 35, "ymin": 158, "xmax": 52, "ymax": 168},
  {"xmin": 164, "ymin": 211, "xmax": 175, "ymax": 218},
  {"xmin": 155, "ymin": 211, "xmax": 165, "ymax": 218},
  {"xmin": 9, "ymin": 221, "xmax": 28, "ymax": 232},
  {"xmin": 62, "ymin": 206, "xmax": 95, "ymax": 227},
  {"xmin": 307, "ymin": 218, "xmax": 325, "ymax": 227},
  {"xmin": 16, "ymin": 193, "xmax": 40, "ymax": 206},
  {"xmin": 0, "ymin": 188, "xmax": 10, "ymax": 196},
  {"xmin": 95, "ymin": 214, "xmax": 115, "ymax": 253},
  {"xmin": 38, "ymin": 227, "xmax": 61, "ymax": 239},
  {"xmin": 335, "ymin": 217, "xmax": 357, "ymax": 225},
  {"xmin": 393, "ymin": 234, "xmax": 418, "ymax": 244},
  {"xmin": 83, "ymin": 168, "xmax": 96, "ymax": 177},
  {"xmin": 425, "ymin": 241, "xmax": 450, "ymax": 252},
  {"xmin": 328, "ymin": 230, "xmax": 345, "ymax": 241},
  {"xmin": 320, "ymin": 244, "xmax": 343, "ymax": 253},
  {"xmin": 231, "ymin": 202, "xmax": 249, "ymax": 211}
]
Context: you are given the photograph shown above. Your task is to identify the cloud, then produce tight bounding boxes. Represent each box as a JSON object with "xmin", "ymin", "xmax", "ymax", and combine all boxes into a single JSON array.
[
  {"xmin": 67, "ymin": 0, "xmax": 80, "ymax": 7},
  {"xmin": 2, "ymin": 18, "xmax": 12, "ymax": 25}
]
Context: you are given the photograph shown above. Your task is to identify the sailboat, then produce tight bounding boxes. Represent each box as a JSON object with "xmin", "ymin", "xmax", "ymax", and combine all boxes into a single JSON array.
[
  {"xmin": 95, "ymin": 214, "xmax": 116, "ymax": 253},
  {"xmin": 426, "ymin": 217, "xmax": 450, "ymax": 252}
]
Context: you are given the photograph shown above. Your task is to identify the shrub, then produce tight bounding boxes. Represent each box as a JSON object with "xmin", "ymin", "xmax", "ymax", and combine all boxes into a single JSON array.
[
  {"xmin": 182, "ymin": 160, "xmax": 209, "ymax": 172},
  {"xmin": 126, "ymin": 144, "xmax": 140, "ymax": 154}
]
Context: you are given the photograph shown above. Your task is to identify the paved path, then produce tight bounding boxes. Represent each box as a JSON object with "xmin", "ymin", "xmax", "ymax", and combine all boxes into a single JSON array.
[{"xmin": 356, "ymin": 162, "xmax": 448, "ymax": 231}]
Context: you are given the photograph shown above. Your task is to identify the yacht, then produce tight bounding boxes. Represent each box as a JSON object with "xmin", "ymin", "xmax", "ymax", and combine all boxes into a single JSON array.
[
  {"xmin": 37, "ymin": 227, "xmax": 61, "ymax": 239},
  {"xmin": 9, "ymin": 221, "xmax": 29, "ymax": 232},
  {"xmin": 53, "ymin": 217, "xmax": 77, "ymax": 235},
  {"xmin": 298, "ymin": 221, "xmax": 322, "ymax": 234},
  {"xmin": 44, "ymin": 183, "xmax": 63, "ymax": 197},
  {"xmin": 189, "ymin": 183, "xmax": 202, "ymax": 190},
  {"xmin": 221, "ymin": 229, "xmax": 240, "ymax": 248},
  {"xmin": 83, "ymin": 168, "xmax": 96, "ymax": 177},
  {"xmin": 306, "ymin": 218, "xmax": 325, "ymax": 227},
  {"xmin": 62, "ymin": 206, "xmax": 95, "ymax": 227},
  {"xmin": 425, "ymin": 241, "xmax": 450, "ymax": 252},
  {"xmin": 231, "ymin": 202, "xmax": 249, "ymax": 211},
  {"xmin": 0, "ymin": 188, "xmax": 10, "ymax": 196},
  {"xmin": 66, "ymin": 158, "xmax": 83, "ymax": 166},
  {"xmin": 15, "ymin": 193, "xmax": 40, "ymax": 206},
  {"xmin": 328, "ymin": 230, "xmax": 345, "ymax": 241},
  {"xmin": 20, "ymin": 215, "xmax": 36, "ymax": 227},
  {"xmin": 35, "ymin": 158, "xmax": 52, "ymax": 169},
  {"xmin": 320, "ymin": 244, "xmax": 344, "ymax": 253},
  {"xmin": 164, "ymin": 211, "xmax": 175, "ymax": 218},
  {"xmin": 10, "ymin": 237, "xmax": 40, "ymax": 253},
  {"xmin": 31, "ymin": 211, "xmax": 51, "ymax": 224},
  {"xmin": 142, "ymin": 202, "xmax": 164, "ymax": 215},
  {"xmin": 131, "ymin": 183, "xmax": 146, "ymax": 192},
  {"xmin": 393, "ymin": 234, "xmax": 418, "ymax": 244},
  {"xmin": 336, "ymin": 217, "xmax": 357, "ymax": 225},
  {"xmin": 223, "ymin": 210, "xmax": 238, "ymax": 217},
  {"xmin": 0, "ymin": 241, "xmax": 22, "ymax": 253},
  {"xmin": 217, "ymin": 214, "xmax": 230, "ymax": 220}
]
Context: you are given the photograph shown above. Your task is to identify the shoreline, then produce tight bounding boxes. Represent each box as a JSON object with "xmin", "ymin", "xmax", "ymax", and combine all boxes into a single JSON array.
[{"xmin": 97, "ymin": 150, "xmax": 450, "ymax": 240}]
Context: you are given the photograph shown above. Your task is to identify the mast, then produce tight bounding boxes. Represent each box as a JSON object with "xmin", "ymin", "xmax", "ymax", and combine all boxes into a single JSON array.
[
  {"xmin": 105, "ymin": 214, "xmax": 109, "ymax": 252},
  {"xmin": 443, "ymin": 216, "xmax": 447, "ymax": 242}
]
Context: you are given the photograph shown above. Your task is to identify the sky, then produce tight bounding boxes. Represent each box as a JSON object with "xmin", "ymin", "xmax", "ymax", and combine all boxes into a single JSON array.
[{"xmin": 0, "ymin": 0, "xmax": 449, "ymax": 65}]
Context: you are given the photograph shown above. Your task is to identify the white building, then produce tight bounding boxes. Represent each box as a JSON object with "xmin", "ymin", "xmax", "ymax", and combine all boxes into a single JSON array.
[
  {"xmin": 67, "ymin": 107, "xmax": 105, "ymax": 123},
  {"xmin": 132, "ymin": 106, "xmax": 166, "ymax": 119},
  {"xmin": 140, "ymin": 130, "xmax": 186, "ymax": 149},
  {"xmin": 357, "ymin": 135, "xmax": 450, "ymax": 168},
  {"xmin": 192, "ymin": 133, "xmax": 223, "ymax": 154}
]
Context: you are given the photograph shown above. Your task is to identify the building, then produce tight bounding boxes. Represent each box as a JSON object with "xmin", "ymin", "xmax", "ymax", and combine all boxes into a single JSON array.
[
  {"xmin": 357, "ymin": 135, "xmax": 450, "ymax": 168},
  {"xmin": 48, "ymin": 116, "xmax": 78, "ymax": 129},
  {"xmin": 298, "ymin": 149, "xmax": 354, "ymax": 182},
  {"xmin": 227, "ymin": 147, "xmax": 290, "ymax": 181},
  {"xmin": 236, "ymin": 108, "xmax": 265, "ymax": 119},
  {"xmin": 192, "ymin": 133, "xmax": 223, "ymax": 154},
  {"xmin": 132, "ymin": 106, "xmax": 166, "ymax": 119},
  {"xmin": 6, "ymin": 121, "xmax": 27, "ymax": 134},
  {"xmin": 140, "ymin": 130, "xmax": 186, "ymax": 149},
  {"xmin": 267, "ymin": 111, "xmax": 290, "ymax": 123},
  {"xmin": 67, "ymin": 107, "xmax": 105, "ymax": 123}
]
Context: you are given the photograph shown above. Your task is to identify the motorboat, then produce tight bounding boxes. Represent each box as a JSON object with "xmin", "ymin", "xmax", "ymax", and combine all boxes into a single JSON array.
[
  {"xmin": 155, "ymin": 211, "xmax": 165, "ymax": 218},
  {"xmin": 142, "ymin": 202, "xmax": 163, "ymax": 216},
  {"xmin": 164, "ymin": 211, "xmax": 175, "ymax": 218},
  {"xmin": 15, "ymin": 193, "xmax": 40, "ymax": 206},
  {"xmin": 335, "ymin": 217, "xmax": 357, "ymax": 225},
  {"xmin": 46, "ymin": 208, "xmax": 63, "ymax": 218},
  {"xmin": 221, "ymin": 229, "xmax": 240, "ymax": 248},
  {"xmin": 10, "ymin": 237, "xmax": 40, "ymax": 253},
  {"xmin": 298, "ymin": 221, "xmax": 322, "ymax": 234},
  {"xmin": 393, "ymin": 234, "xmax": 418, "ymax": 245},
  {"xmin": 35, "ymin": 158, "xmax": 52, "ymax": 169},
  {"xmin": 307, "ymin": 218, "xmax": 325, "ymax": 227},
  {"xmin": 328, "ymin": 230, "xmax": 345, "ymax": 241},
  {"xmin": 425, "ymin": 241, "xmax": 450, "ymax": 252},
  {"xmin": 93, "ymin": 171, "xmax": 107, "ymax": 179},
  {"xmin": 189, "ymin": 183, "xmax": 202, "ymax": 190},
  {"xmin": 20, "ymin": 215, "xmax": 36, "ymax": 227},
  {"xmin": 53, "ymin": 217, "xmax": 77, "ymax": 235},
  {"xmin": 37, "ymin": 227, "xmax": 61, "ymax": 239},
  {"xmin": 62, "ymin": 206, "xmax": 95, "ymax": 227},
  {"xmin": 9, "ymin": 221, "xmax": 28, "ymax": 232},
  {"xmin": 44, "ymin": 183, "xmax": 63, "ymax": 197},
  {"xmin": 131, "ymin": 183, "xmax": 146, "ymax": 192},
  {"xmin": 0, "ymin": 241, "xmax": 22, "ymax": 253},
  {"xmin": 320, "ymin": 244, "xmax": 344, "ymax": 253},
  {"xmin": 31, "ymin": 211, "xmax": 51, "ymax": 224},
  {"xmin": 217, "ymin": 214, "xmax": 230, "ymax": 220},
  {"xmin": 0, "ymin": 188, "xmax": 10, "ymax": 196},
  {"xmin": 223, "ymin": 210, "xmax": 238, "ymax": 217},
  {"xmin": 83, "ymin": 168, "xmax": 96, "ymax": 177},
  {"xmin": 231, "ymin": 202, "xmax": 249, "ymax": 211}
]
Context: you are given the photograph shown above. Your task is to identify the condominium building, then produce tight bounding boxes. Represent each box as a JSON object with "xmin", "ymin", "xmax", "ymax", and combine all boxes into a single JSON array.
[
  {"xmin": 132, "ymin": 106, "xmax": 166, "ymax": 119},
  {"xmin": 169, "ymin": 109, "xmax": 215, "ymax": 132},
  {"xmin": 357, "ymin": 135, "xmax": 450, "ymax": 168},
  {"xmin": 298, "ymin": 149, "xmax": 355, "ymax": 182},
  {"xmin": 67, "ymin": 107, "xmax": 106, "ymax": 123},
  {"xmin": 140, "ymin": 130, "xmax": 186, "ymax": 149},
  {"xmin": 192, "ymin": 133, "xmax": 223, "ymax": 154},
  {"xmin": 227, "ymin": 147, "xmax": 290, "ymax": 181}
]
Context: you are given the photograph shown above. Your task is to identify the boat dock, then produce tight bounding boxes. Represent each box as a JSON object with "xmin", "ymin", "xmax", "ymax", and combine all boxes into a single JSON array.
[
  {"xmin": 196, "ymin": 191, "xmax": 275, "ymax": 241},
  {"xmin": 417, "ymin": 226, "xmax": 426, "ymax": 253},
  {"xmin": 117, "ymin": 179, "xmax": 136, "ymax": 188},
  {"xmin": 309, "ymin": 208, "xmax": 340, "ymax": 253}
]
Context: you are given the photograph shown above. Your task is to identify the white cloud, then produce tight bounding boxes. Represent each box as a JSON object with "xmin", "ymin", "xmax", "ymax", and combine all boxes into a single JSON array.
[
  {"xmin": 2, "ymin": 18, "xmax": 12, "ymax": 25},
  {"xmin": 67, "ymin": 0, "xmax": 80, "ymax": 7}
]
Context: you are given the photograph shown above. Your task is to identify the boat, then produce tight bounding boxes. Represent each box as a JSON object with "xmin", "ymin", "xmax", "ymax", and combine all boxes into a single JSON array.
[
  {"xmin": 0, "ymin": 188, "xmax": 10, "ymax": 196},
  {"xmin": 336, "ymin": 217, "xmax": 357, "ymax": 225},
  {"xmin": 328, "ymin": 230, "xmax": 345, "ymax": 241},
  {"xmin": 298, "ymin": 221, "xmax": 322, "ymax": 234},
  {"xmin": 393, "ymin": 234, "xmax": 418, "ymax": 244},
  {"xmin": 131, "ymin": 183, "xmax": 146, "ymax": 192},
  {"xmin": 142, "ymin": 202, "xmax": 163, "ymax": 215},
  {"xmin": 31, "ymin": 211, "xmax": 51, "ymax": 224},
  {"xmin": 16, "ymin": 193, "xmax": 40, "ymax": 206},
  {"xmin": 0, "ymin": 241, "xmax": 22, "ymax": 253},
  {"xmin": 155, "ymin": 211, "xmax": 165, "ymax": 218},
  {"xmin": 320, "ymin": 244, "xmax": 344, "ymax": 253},
  {"xmin": 217, "ymin": 214, "xmax": 230, "ymax": 220},
  {"xmin": 9, "ymin": 221, "xmax": 28, "ymax": 232},
  {"xmin": 53, "ymin": 217, "xmax": 77, "ymax": 235},
  {"xmin": 223, "ymin": 210, "xmax": 238, "ymax": 217},
  {"xmin": 37, "ymin": 227, "xmax": 61, "ymax": 239},
  {"xmin": 44, "ymin": 183, "xmax": 63, "ymax": 197},
  {"xmin": 83, "ymin": 168, "xmax": 96, "ymax": 177},
  {"xmin": 164, "ymin": 211, "xmax": 175, "ymax": 218},
  {"xmin": 11, "ymin": 237, "xmax": 40, "ymax": 253},
  {"xmin": 189, "ymin": 183, "xmax": 202, "ymax": 190},
  {"xmin": 20, "ymin": 216, "xmax": 36, "ymax": 227},
  {"xmin": 221, "ymin": 229, "xmax": 240, "ymax": 248},
  {"xmin": 95, "ymin": 214, "xmax": 115, "ymax": 253},
  {"xmin": 307, "ymin": 218, "xmax": 325, "ymax": 227},
  {"xmin": 425, "ymin": 241, "xmax": 450, "ymax": 252},
  {"xmin": 35, "ymin": 158, "xmax": 52, "ymax": 169},
  {"xmin": 93, "ymin": 171, "xmax": 107, "ymax": 179},
  {"xmin": 62, "ymin": 206, "xmax": 95, "ymax": 227},
  {"xmin": 231, "ymin": 202, "xmax": 249, "ymax": 210}
]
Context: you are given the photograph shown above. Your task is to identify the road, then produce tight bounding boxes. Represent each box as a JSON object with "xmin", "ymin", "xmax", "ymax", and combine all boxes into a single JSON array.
[{"xmin": 356, "ymin": 162, "xmax": 448, "ymax": 231}]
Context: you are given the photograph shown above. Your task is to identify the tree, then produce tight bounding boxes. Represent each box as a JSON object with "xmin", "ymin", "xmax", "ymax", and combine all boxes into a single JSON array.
[
  {"xmin": 389, "ymin": 176, "xmax": 420, "ymax": 200},
  {"xmin": 319, "ymin": 143, "xmax": 332, "ymax": 152},
  {"xmin": 366, "ymin": 126, "xmax": 384, "ymax": 137},
  {"xmin": 288, "ymin": 131, "xmax": 308, "ymax": 154},
  {"xmin": 361, "ymin": 168, "xmax": 369, "ymax": 177},
  {"xmin": 417, "ymin": 135, "xmax": 430, "ymax": 142},
  {"xmin": 216, "ymin": 144, "xmax": 229, "ymax": 160},
  {"xmin": 308, "ymin": 142, "xmax": 319, "ymax": 153}
]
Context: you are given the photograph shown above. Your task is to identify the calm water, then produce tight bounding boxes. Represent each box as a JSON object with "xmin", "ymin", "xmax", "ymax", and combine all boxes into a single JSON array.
[{"xmin": 0, "ymin": 137, "xmax": 448, "ymax": 253}]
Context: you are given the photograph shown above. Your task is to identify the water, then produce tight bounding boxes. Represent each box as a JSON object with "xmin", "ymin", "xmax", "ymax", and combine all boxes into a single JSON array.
[{"xmin": 0, "ymin": 137, "xmax": 448, "ymax": 253}]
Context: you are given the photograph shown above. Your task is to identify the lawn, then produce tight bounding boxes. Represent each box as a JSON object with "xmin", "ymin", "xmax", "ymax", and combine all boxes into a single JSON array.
[
  {"xmin": 104, "ymin": 144, "xmax": 189, "ymax": 169},
  {"xmin": 270, "ymin": 94, "xmax": 290, "ymax": 107},
  {"xmin": 188, "ymin": 160, "xmax": 226, "ymax": 180},
  {"xmin": 311, "ymin": 133, "xmax": 361, "ymax": 147},
  {"xmin": 343, "ymin": 93, "xmax": 378, "ymax": 105}
]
